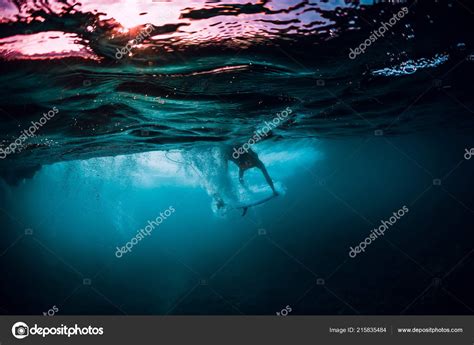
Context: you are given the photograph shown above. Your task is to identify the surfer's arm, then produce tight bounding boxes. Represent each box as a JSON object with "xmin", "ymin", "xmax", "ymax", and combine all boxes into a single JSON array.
[
  {"xmin": 239, "ymin": 168, "xmax": 245, "ymax": 184},
  {"xmin": 256, "ymin": 162, "xmax": 277, "ymax": 194}
]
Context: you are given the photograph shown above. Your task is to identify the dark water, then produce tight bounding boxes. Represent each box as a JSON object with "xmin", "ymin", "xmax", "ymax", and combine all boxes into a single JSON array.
[{"xmin": 0, "ymin": 0, "xmax": 473, "ymax": 315}]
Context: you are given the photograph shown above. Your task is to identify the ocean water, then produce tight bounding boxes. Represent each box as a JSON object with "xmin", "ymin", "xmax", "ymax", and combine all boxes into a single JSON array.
[{"xmin": 0, "ymin": 0, "xmax": 473, "ymax": 315}]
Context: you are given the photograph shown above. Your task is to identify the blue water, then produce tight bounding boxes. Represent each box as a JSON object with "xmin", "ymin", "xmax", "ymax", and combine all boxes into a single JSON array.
[{"xmin": 1, "ymin": 131, "xmax": 473, "ymax": 314}]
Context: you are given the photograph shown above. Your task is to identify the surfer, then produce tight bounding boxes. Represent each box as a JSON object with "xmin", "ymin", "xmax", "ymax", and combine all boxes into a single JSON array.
[
  {"xmin": 179, "ymin": 144, "xmax": 278, "ymax": 217},
  {"xmin": 226, "ymin": 145, "xmax": 278, "ymax": 196}
]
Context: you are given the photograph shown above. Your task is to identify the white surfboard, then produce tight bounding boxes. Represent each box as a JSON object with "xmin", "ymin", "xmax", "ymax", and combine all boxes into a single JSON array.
[{"xmin": 231, "ymin": 193, "xmax": 278, "ymax": 215}]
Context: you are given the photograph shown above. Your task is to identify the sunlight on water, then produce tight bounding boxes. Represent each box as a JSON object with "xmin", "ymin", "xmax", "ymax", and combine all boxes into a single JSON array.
[
  {"xmin": 0, "ymin": 0, "xmax": 369, "ymax": 60},
  {"xmin": 0, "ymin": 32, "xmax": 96, "ymax": 60}
]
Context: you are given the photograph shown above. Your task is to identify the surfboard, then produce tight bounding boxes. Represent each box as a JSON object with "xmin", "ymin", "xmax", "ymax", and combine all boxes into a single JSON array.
[{"xmin": 232, "ymin": 193, "xmax": 278, "ymax": 216}]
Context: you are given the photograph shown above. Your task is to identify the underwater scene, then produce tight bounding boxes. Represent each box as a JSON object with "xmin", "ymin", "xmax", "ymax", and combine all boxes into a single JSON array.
[{"xmin": 0, "ymin": 0, "xmax": 473, "ymax": 315}]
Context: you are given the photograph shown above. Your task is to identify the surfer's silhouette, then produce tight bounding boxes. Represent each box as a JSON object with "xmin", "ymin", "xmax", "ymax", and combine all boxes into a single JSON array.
[
  {"xmin": 224, "ymin": 145, "xmax": 278, "ymax": 215},
  {"xmin": 179, "ymin": 144, "xmax": 279, "ymax": 217}
]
